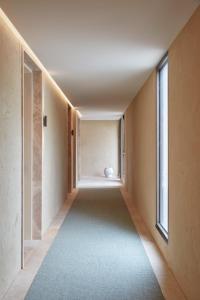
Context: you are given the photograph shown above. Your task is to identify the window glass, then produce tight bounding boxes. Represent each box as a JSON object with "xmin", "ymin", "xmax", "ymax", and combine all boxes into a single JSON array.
[{"xmin": 157, "ymin": 58, "xmax": 168, "ymax": 237}]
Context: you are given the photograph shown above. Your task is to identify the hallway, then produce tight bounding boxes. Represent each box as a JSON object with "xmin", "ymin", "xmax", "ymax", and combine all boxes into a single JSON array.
[
  {"xmin": 1, "ymin": 2, "xmax": 200, "ymax": 300},
  {"xmin": 25, "ymin": 188, "xmax": 163, "ymax": 300}
]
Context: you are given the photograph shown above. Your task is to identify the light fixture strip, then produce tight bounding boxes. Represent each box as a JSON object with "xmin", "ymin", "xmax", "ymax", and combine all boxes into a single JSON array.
[{"xmin": 0, "ymin": 8, "xmax": 75, "ymax": 110}]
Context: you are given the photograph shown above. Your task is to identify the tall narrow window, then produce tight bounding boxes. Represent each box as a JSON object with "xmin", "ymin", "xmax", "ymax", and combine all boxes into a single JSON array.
[{"xmin": 157, "ymin": 55, "xmax": 168, "ymax": 240}]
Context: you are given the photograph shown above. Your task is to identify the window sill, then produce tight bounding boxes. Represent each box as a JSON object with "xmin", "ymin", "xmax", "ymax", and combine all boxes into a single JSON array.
[{"xmin": 155, "ymin": 223, "xmax": 168, "ymax": 243}]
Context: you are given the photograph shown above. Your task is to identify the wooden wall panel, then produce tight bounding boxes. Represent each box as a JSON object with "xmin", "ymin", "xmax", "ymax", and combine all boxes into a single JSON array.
[{"xmin": 125, "ymin": 6, "xmax": 200, "ymax": 300}]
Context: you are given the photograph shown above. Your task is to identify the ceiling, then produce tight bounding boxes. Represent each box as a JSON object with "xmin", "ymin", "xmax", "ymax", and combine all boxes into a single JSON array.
[{"xmin": 0, "ymin": 0, "xmax": 199, "ymax": 119}]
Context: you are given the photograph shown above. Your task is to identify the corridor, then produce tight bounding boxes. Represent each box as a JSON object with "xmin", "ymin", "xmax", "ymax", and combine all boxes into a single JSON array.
[
  {"xmin": 1, "ymin": 2, "xmax": 200, "ymax": 300},
  {"xmin": 25, "ymin": 188, "xmax": 163, "ymax": 300}
]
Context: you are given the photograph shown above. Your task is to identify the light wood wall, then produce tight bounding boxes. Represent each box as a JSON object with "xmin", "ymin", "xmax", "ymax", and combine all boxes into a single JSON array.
[
  {"xmin": 80, "ymin": 120, "xmax": 120, "ymax": 178},
  {"xmin": 125, "ymin": 6, "xmax": 200, "ymax": 300},
  {"xmin": 0, "ymin": 14, "xmax": 22, "ymax": 298},
  {"xmin": 0, "ymin": 12, "xmax": 74, "ymax": 298}
]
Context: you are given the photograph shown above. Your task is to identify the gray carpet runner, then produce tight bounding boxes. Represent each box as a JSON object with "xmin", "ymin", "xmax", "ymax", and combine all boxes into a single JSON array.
[{"xmin": 25, "ymin": 188, "xmax": 164, "ymax": 300}]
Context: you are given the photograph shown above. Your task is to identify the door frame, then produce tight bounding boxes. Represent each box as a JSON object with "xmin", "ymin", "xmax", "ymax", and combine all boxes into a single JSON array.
[
  {"xmin": 21, "ymin": 50, "xmax": 43, "ymax": 268},
  {"xmin": 68, "ymin": 105, "xmax": 73, "ymax": 193}
]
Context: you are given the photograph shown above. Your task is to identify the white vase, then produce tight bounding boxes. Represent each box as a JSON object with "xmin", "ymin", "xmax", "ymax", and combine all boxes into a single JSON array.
[{"xmin": 104, "ymin": 167, "xmax": 114, "ymax": 178}]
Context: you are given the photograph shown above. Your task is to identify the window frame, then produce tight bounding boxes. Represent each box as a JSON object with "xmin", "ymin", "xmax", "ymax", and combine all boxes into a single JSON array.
[{"xmin": 156, "ymin": 53, "xmax": 169, "ymax": 242}]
